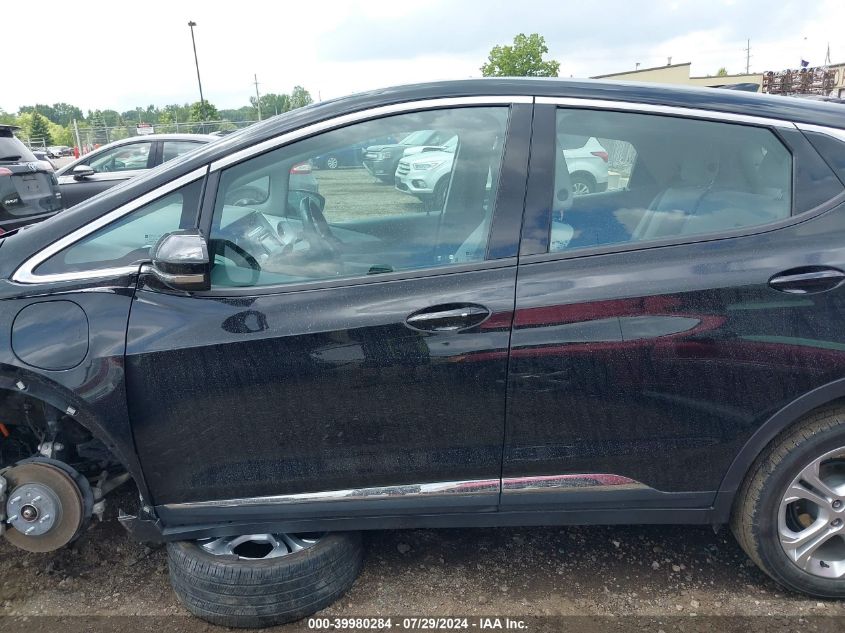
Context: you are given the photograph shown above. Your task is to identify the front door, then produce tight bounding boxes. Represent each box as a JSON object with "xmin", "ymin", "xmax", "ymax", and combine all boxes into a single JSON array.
[{"xmin": 125, "ymin": 102, "xmax": 531, "ymax": 519}]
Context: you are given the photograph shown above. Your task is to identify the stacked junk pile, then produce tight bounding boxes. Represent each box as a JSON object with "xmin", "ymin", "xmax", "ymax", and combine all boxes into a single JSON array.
[{"xmin": 762, "ymin": 67, "xmax": 836, "ymax": 96}]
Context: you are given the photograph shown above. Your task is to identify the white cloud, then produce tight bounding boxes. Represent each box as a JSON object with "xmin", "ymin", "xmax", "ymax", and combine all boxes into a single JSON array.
[{"xmin": 3, "ymin": 0, "xmax": 844, "ymax": 113}]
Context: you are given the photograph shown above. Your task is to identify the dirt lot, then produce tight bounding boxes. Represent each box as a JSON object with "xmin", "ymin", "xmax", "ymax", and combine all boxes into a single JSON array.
[{"xmin": 1, "ymin": 487, "xmax": 844, "ymax": 632}]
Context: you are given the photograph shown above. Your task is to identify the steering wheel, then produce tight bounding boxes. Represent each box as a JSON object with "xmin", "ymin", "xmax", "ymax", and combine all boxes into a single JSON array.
[
  {"xmin": 226, "ymin": 185, "xmax": 268, "ymax": 207},
  {"xmin": 297, "ymin": 195, "xmax": 340, "ymax": 255},
  {"xmin": 209, "ymin": 238, "xmax": 262, "ymax": 286}
]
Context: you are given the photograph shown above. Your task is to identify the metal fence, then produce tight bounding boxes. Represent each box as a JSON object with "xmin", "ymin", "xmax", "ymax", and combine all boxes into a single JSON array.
[{"xmin": 73, "ymin": 119, "xmax": 257, "ymax": 148}]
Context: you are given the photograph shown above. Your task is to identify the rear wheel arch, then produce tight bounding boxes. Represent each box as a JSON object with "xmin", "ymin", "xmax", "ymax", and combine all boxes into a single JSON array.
[{"xmin": 714, "ymin": 378, "xmax": 845, "ymax": 519}]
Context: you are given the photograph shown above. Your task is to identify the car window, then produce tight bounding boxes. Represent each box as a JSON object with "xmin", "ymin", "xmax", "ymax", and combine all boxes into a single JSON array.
[
  {"xmin": 162, "ymin": 140, "xmax": 204, "ymax": 164},
  {"xmin": 0, "ymin": 134, "xmax": 36, "ymax": 163},
  {"xmin": 209, "ymin": 106, "xmax": 509, "ymax": 289},
  {"xmin": 85, "ymin": 142, "xmax": 153, "ymax": 173},
  {"xmin": 35, "ymin": 179, "xmax": 203, "ymax": 275},
  {"xmin": 549, "ymin": 109, "xmax": 792, "ymax": 253}
]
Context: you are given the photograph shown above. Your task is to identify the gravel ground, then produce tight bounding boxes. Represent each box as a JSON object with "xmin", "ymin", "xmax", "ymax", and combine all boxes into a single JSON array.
[{"xmin": 0, "ymin": 487, "xmax": 843, "ymax": 632}]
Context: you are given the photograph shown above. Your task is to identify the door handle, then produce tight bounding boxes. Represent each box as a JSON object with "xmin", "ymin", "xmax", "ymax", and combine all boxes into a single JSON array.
[
  {"xmin": 768, "ymin": 267, "xmax": 845, "ymax": 294},
  {"xmin": 406, "ymin": 303, "xmax": 490, "ymax": 332}
]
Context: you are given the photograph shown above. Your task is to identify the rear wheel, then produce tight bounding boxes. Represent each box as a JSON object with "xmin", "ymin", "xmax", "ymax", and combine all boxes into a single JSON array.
[
  {"xmin": 570, "ymin": 172, "xmax": 596, "ymax": 196},
  {"xmin": 167, "ymin": 531, "xmax": 364, "ymax": 627},
  {"xmin": 731, "ymin": 405, "xmax": 845, "ymax": 597},
  {"xmin": 325, "ymin": 156, "xmax": 340, "ymax": 170}
]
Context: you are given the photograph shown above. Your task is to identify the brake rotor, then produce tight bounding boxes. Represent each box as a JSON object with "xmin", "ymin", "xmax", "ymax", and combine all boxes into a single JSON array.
[{"xmin": 3, "ymin": 462, "xmax": 85, "ymax": 552}]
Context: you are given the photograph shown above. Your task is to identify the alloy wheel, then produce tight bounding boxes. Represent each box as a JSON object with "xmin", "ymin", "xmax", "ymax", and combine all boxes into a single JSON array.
[
  {"xmin": 778, "ymin": 446, "xmax": 845, "ymax": 579},
  {"xmin": 199, "ymin": 533, "xmax": 322, "ymax": 560},
  {"xmin": 571, "ymin": 181, "xmax": 592, "ymax": 196}
]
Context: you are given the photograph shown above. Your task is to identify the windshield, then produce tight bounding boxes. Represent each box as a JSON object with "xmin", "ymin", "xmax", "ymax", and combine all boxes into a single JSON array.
[
  {"xmin": 399, "ymin": 130, "xmax": 435, "ymax": 146},
  {"xmin": 0, "ymin": 136, "xmax": 36, "ymax": 163}
]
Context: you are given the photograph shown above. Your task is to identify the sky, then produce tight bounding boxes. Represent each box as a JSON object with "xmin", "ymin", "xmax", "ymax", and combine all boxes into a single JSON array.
[{"xmin": 3, "ymin": 0, "xmax": 844, "ymax": 114}]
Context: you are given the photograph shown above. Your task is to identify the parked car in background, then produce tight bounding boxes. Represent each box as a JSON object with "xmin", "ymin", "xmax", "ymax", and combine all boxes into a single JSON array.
[
  {"xmin": 2, "ymin": 79, "xmax": 845, "ymax": 629},
  {"xmin": 30, "ymin": 149, "xmax": 56, "ymax": 171},
  {"xmin": 363, "ymin": 129, "xmax": 453, "ymax": 182},
  {"xmin": 314, "ymin": 135, "xmax": 396, "ymax": 170},
  {"xmin": 46, "ymin": 146, "xmax": 70, "ymax": 158},
  {"xmin": 55, "ymin": 134, "xmax": 214, "ymax": 207},
  {"xmin": 0, "ymin": 125, "xmax": 62, "ymax": 233},
  {"xmin": 395, "ymin": 134, "xmax": 609, "ymax": 209}
]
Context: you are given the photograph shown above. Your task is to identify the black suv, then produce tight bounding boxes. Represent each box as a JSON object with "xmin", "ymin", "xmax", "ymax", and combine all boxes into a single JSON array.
[
  {"xmin": 1, "ymin": 79, "xmax": 845, "ymax": 627},
  {"xmin": 0, "ymin": 125, "xmax": 62, "ymax": 233}
]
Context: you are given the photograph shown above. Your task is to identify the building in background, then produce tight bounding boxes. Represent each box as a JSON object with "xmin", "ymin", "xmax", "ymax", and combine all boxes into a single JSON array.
[{"xmin": 592, "ymin": 61, "xmax": 845, "ymax": 98}]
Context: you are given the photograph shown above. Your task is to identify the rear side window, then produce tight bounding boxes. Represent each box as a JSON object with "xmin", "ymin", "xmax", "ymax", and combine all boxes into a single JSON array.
[
  {"xmin": 162, "ymin": 140, "xmax": 204, "ymax": 163},
  {"xmin": 804, "ymin": 130, "xmax": 845, "ymax": 187},
  {"xmin": 549, "ymin": 109, "xmax": 792, "ymax": 253},
  {"xmin": 0, "ymin": 134, "xmax": 36, "ymax": 163}
]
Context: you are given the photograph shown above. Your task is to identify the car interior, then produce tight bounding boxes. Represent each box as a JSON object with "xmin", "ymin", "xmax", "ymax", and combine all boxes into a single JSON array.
[
  {"xmin": 550, "ymin": 109, "xmax": 793, "ymax": 252},
  {"xmin": 209, "ymin": 108, "xmax": 509, "ymax": 288}
]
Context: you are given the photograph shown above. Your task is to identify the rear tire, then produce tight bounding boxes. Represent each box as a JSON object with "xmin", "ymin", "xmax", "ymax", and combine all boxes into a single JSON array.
[
  {"xmin": 731, "ymin": 405, "xmax": 845, "ymax": 597},
  {"xmin": 167, "ymin": 531, "xmax": 364, "ymax": 627},
  {"xmin": 570, "ymin": 172, "xmax": 596, "ymax": 196}
]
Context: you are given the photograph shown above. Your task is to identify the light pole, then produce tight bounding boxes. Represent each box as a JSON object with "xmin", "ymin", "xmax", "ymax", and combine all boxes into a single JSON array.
[{"xmin": 187, "ymin": 21, "xmax": 205, "ymax": 110}]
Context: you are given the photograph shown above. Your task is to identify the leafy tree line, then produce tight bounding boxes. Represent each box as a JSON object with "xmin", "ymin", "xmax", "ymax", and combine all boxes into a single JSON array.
[{"xmin": 0, "ymin": 85, "xmax": 313, "ymax": 148}]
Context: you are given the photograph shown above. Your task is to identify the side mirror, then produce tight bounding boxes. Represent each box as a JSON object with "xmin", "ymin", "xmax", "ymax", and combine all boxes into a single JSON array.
[
  {"xmin": 150, "ymin": 230, "xmax": 210, "ymax": 292},
  {"xmin": 72, "ymin": 165, "xmax": 95, "ymax": 180}
]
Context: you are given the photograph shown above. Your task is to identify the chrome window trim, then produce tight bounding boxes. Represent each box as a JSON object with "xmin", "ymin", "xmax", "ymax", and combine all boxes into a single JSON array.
[
  {"xmin": 163, "ymin": 479, "xmax": 501, "ymax": 511},
  {"xmin": 795, "ymin": 122, "xmax": 845, "ymax": 143},
  {"xmin": 162, "ymin": 473, "xmax": 650, "ymax": 512},
  {"xmin": 12, "ymin": 166, "xmax": 209, "ymax": 284},
  {"xmin": 536, "ymin": 96, "xmax": 797, "ymax": 129},
  {"xmin": 502, "ymin": 473, "xmax": 649, "ymax": 493},
  {"xmin": 210, "ymin": 95, "xmax": 533, "ymax": 172}
]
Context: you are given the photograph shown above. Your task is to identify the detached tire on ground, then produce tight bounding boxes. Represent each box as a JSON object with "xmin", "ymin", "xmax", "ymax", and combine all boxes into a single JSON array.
[
  {"xmin": 167, "ymin": 532, "xmax": 364, "ymax": 628},
  {"xmin": 731, "ymin": 405, "xmax": 845, "ymax": 598}
]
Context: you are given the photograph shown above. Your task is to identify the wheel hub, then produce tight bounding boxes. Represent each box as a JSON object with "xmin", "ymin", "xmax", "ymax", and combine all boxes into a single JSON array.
[
  {"xmin": 778, "ymin": 446, "xmax": 845, "ymax": 579},
  {"xmin": 199, "ymin": 533, "xmax": 322, "ymax": 560},
  {"xmin": 2, "ymin": 461, "xmax": 89, "ymax": 553},
  {"xmin": 6, "ymin": 482, "xmax": 59, "ymax": 536}
]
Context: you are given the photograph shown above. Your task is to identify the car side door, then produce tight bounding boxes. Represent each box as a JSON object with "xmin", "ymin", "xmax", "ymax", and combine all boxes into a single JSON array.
[
  {"xmin": 58, "ymin": 141, "xmax": 155, "ymax": 207},
  {"xmin": 502, "ymin": 101, "xmax": 845, "ymax": 514},
  {"xmin": 124, "ymin": 99, "xmax": 532, "ymax": 525}
]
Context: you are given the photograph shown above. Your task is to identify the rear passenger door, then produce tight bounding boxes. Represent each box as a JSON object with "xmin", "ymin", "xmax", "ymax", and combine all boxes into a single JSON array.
[{"xmin": 502, "ymin": 101, "xmax": 845, "ymax": 512}]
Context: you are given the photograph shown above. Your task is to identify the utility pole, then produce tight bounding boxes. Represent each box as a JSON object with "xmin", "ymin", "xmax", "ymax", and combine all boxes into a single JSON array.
[
  {"xmin": 745, "ymin": 38, "xmax": 752, "ymax": 74},
  {"xmin": 253, "ymin": 74, "xmax": 262, "ymax": 121},
  {"xmin": 187, "ymin": 21, "xmax": 205, "ymax": 109}
]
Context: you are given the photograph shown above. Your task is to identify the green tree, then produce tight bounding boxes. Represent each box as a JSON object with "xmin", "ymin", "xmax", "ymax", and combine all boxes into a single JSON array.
[
  {"xmin": 481, "ymin": 33, "xmax": 559, "ymax": 77},
  {"xmin": 29, "ymin": 112, "xmax": 52, "ymax": 146},
  {"xmin": 190, "ymin": 101, "xmax": 219, "ymax": 122},
  {"xmin": 250, "ymin": 93, "xmax": 290, "ymax": 118},
  {"xmin": 717, "ymin": 67, "xmax": 729, "ymax": 76},
  {"xmin": 289, "ymin": 86, "xmax": 313, "ymax": 110}
]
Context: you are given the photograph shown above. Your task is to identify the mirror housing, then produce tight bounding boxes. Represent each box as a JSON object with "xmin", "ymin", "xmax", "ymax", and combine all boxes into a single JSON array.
[
  {"xmin": 72, "ymin": 164, "xmax": 95, "ymax": 180},
  {"xmin": 150, "ymin": 230, "xmax": 210, "ymax": 292}
]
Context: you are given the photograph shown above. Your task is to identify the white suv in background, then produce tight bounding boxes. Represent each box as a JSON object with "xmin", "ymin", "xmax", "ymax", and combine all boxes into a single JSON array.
[{"xmin": 395, "ymin": 135, "xmax": 609, "ymax": 210}]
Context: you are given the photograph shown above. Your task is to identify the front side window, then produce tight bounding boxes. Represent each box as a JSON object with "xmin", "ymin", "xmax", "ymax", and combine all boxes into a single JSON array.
[
  {"xmin": 85, "ymin": 142, "xmax": 153, "ymax": 173},
  {"xmin": 549, "ymin": 109, "xmax": 792, "ymax": 253},
  {"xmin": 209, "ymin": 107, "xmax": 509, "ymax": 288},
  {"xmin": 36, "ymin": 179, "xmax": 202, "ymax": 275},
  {"xmin": 162, "ymin": 140, "xmax": 204, "ymax": 163}
]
